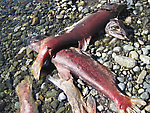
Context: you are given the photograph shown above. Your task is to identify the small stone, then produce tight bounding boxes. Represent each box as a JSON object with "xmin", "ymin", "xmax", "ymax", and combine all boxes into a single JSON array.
[
  {"xmin": 109, "ymin": 101, "xmax": 117, "ymax": 112},
  {"xmin": 82, "ymin": 8, "xmax": 89, "ymax": 14},
  {"xmin": 77, "ymin": 79, "xmax": 85, "ymax": 86},
  {"xmin": 123, "ymin": 45, "xmax": 134, "ymax": 52},
  {"xmin": 113, "ymin": 65, "xmax": 120, "ymax": 70},
  {"xmin": 78, "ymin": 6, "xmax": 83, "ymax": 12},
  {"xmin": 56, "ymin": 15, "xmax": 63, "ymax": 19},
  {"xmin": 137, "ymin": 70, "xmax": 147, "ymax": 84},
  {"xmin": 138, "ymin": 88, "xmax": 144, "ymax": 94},
  {"xmin": 46, "ymin": 89, "xmax": 58, "ymax": 98},
  {"xmin": 97, "ymin": 104, "xmax": 104, "ymax": 111},
  {"xmin": 114, "ymin": 55, "xmax": 136, "ymax": 68},
  {"xmin": 21, "ymin": 66, "xmax": 27, "ymax": 71},
  {"xmin": 134, "ymin": 42, "xmax": 140, "ymax": 48},
  {"xmin": 14, "ymin": 26, "xmax": 21, "ymax": 32},
  {"xmin": 118, "ymin": 83, "xmax": 125, "ymax": 91},
  {"xmin": 145, "ymin": 104, "xmax": 150, "ymax": 112},
  {"xmin": 138, "ymin": 39, "xmax": 144, "ymax": 45},
  {"xmin": 31, "ymin": 17, "xmax": 39, "ymax": 26},
  {"xmin": 113, "ymin": 47, "xmax": 121, "ymax": 52},
  {"xmin": 146, "ymin": 65, "xmax": 150, "ymax": 70},
  {"xmin": 140, "ymin": 92, "xmax": 149, "ymax": 100},
  {"xmin": 25, "ymin": 59, "xmax": 32, "ymax": 65},
  {"xmin": 94, "ymin": 40, "xmax": 101, "ymax": 47},
  {"xmin": 133, "ymin": 66, "xmax": 141, "ymax": 72},
  {"xmin": 140, "ymin": 55, "xmax": 150, "ymax": 64},
  {"xmin": 90, "ymin": 89, "xmax": 98, "ymax": 96},
  {"xmin": 56, "ymin": 107, "xmax": 65, "ymax": 113},
  {"xmin": 137, "ymin": 19, "xmax": 142, "ymax": 24},
  {"xmin": 125, "ymin": 16, "xmax": 132, "ymax": 25},
  {"xmin": 82, "ymin": 87, "xmax": 89, "ymax": 96},
  {"xmin": 145, "ymin": 45, "xmax": 150, "ymax": 50},
  {"xmin": 51, "ymin": 100, "xmax": 59, "ymax": 109},
  {"xmin": 58, "ymin": 92, "xmax": 66, "ymax": 101},
  {"xmin": 141, "ymin": 29, "xmax": 149, "ymax": 35},
  {"xmin": 117, "ymin": 77, "xmax": 124, "ymax": 82},
  {"xmin": 142, "ymin": 48, "xmax": 149, "ymax": 55},
  {"xmin": 126, "ymin": 0, "xmax": 134, "ymax": 5},
  {"xmin": 129, "ymin": 51, "xmax": 139, "ymax": 60}
]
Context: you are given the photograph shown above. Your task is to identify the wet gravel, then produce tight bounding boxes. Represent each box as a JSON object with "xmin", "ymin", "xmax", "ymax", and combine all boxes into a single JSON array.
[{"xmin": 0, "ymin": 0, "xmax": 150, "ymax": 113}]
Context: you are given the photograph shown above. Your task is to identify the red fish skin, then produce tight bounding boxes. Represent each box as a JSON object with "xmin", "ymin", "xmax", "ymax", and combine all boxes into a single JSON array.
[
  {"xmin": 32, "ymin": 3, "xmax": 125, "ymax": 79},
  {"xmin": 51, "ymin": 48, "xmax": 137, "ymax": 112},
  {"xmin": 16, "ymin": 78, "xmax": 39, "ymax": 113}
]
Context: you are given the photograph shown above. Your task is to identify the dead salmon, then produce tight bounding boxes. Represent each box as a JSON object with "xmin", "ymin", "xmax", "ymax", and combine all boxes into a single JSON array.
[
  {"xmin": 51, "ymin": 47, "xmax": 146, "ymax": 113},
  {"xmin": 30, "ymin": 3, "xmax": 127, "ymax": 80},
  {"xmin": 16, "ymin": 76, "xmax": 39, "ymax": 113}
]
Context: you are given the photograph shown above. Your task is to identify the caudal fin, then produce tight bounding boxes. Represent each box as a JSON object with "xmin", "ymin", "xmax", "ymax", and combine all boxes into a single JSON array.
[{"xmin": 118, "ymin": 97, "xmax": 146, "ymax": 113}]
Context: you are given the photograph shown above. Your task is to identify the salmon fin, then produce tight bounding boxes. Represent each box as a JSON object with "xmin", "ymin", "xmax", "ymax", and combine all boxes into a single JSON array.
[
  {"xmin": 86, "ymin": 95, "xmax": 96, "ymax": 113},
  {"xmin": 48, "ymin": 64, "xmax": 96, "ymax": 113},
  {"xmin": 78, "ymin": 36, "xmax": 91, "ymax": 51},
  {"xmin": 118, "ymin": 97, "xmax": 146, "ymax": 113},
  {"xmin": 48, "ymin": 74, "xmax": 87, "ymax": 113},
  {"xmin": 54, "ymin": 62, "xmax": 72, "ymax": 81}
]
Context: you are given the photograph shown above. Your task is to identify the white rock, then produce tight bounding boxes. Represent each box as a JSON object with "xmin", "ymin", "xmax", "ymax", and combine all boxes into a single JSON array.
[
  {"xmin": 58, "ymin": 92, "xmax": 66, "ymax": 101},
  {"xmin": 140, "ymin": 55, "xmax": 150, "ymax": 64},
  {"xmin": 125, "ymin": 16, "xmax": 132, "ymax": 25},
  {"xmin": 113, "ymin": 47, "xmax": 122, "ymax": 52},
  {"xmin": 129, "ymin": 51, "xmax": 139, "ymax": 60},
  {"xmin": 137, "ymin": 70, "xmax": 147, "ymax": 84},
  {"xmin": 145, "ymin": 104, "xmax": 150, "ymax": 112},
  {"xmin": 114, "ymin": 55, "xmax": 136, "ymax": 68},
  {"xmin": 97, "ymin": 105, "xmax": 104, "ymax": 111},
  {"xmin": 123, "ymin": 45, "xmax": 134, "ymax": 52},
  {"xmin": 142, "ymin": 48, "xmax": 149, "ymax": 55}
]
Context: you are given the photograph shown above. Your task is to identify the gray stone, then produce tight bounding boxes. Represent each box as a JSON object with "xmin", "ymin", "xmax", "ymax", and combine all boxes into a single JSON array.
[
  {"xmin": 21, "ymin": 66, "xmax": 27, "ymax": 71},
  {"xmin": 97, "ymin": 104, "xmax": 104, "ymax": 111},
  {"xmin": 133, "ymin": 66, "xmax": 141, "ymax": 72},
  {"xmin": 140, "ymin": 55, "xmax": 150, "ymax": 64},
  {"xmin": 126, "ymin": 0, "xmax": 134, "ymax": 5},
  {"xmin": 137, "ymin": 70, "xmax": 147, "ymax": 84},
  {"xmin": 82, "ymin": 87, "xmax": 89, "ymax": 96},
  {"xmin": 118, "ymin": 83, "xmax": 125, "ymax": 91},
  {"xmin": 117, "ymin": 77, "xmax": 124, "ymax": 82},
  {"xmin": 142, "ymin": 48, "xmax": 149, "ymax": 55},
  {"xmin": 58, "ymin": 92, "xmax": 66, "ymax": 101},
  {"xmin": 140, "ymin": 92, "xmax": 149, "ymax": 100},
  {"xmin": 138, "ymin": 88, "xmax": 144, "ymax": 94},
  {"xmin": 113, "ymin": 64, "xmax": 120, "ymax": 70},
  {"xmin": 123, "ymin": 45, "xmax": 134, "ymax": 52},
  {"xmin": 56, "ymin": 15, "xmax": 64, "ymax": 19},
  {"xmin": 134, "ymin": 42, "xmax": 140, "ymax": 48},
  {"xmin": 113, "ymin": 47, "xmax": 121, "ymax": 52},
  {"xmin": 109, "ymin": 101, "xmax": 117, "ymax": 112},
  {"xmin": 129, "ymin": 51, "xmax": 139, "ymax": 60},
  {"xmin": 14, "ymin": 26, "xmax": 21, "ymax": 32},
  {"xmin": 114, "ymin": 55, "xmax": 136, "ymax": 68}
]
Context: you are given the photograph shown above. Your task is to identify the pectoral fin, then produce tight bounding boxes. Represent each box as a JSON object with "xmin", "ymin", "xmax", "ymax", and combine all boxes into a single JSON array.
[{"xmin": 78, "ymin": 36, "xmax": 91, "ymax": 51}]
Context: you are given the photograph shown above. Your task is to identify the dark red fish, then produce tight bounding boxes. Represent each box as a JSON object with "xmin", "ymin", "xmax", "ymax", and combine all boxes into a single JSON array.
[
  {"xmin": 31, "ymin": 3, "xmax": 127, "ymax": 80},
  {"xmin": 51, "ymin": 47, "xmax": 146, "ymax": 113}
]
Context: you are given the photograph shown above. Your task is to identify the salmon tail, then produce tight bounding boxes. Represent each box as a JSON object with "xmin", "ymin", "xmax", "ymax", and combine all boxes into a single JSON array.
[{"xmin": 117, "ymin": 97, "xmax": 146, "ymax": 113}]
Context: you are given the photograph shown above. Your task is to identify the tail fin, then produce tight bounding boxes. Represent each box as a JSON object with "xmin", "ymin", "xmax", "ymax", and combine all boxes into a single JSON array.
[{"xmin": 118, "ymin": 97, "xmax": 146, "ymax": 113}]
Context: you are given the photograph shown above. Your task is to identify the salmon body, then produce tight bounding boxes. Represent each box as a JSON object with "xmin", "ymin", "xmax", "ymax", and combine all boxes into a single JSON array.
[
  {"xmin": 51, "ymin": 47, "xmax": 146, "ymax": 113},
  {"xmin": 16, "ymin": 77, "xmax": 39, "ymax": 113},
  {"xmin": 31, "ymin": 3, "xmax": 126, "ymax": 80}
]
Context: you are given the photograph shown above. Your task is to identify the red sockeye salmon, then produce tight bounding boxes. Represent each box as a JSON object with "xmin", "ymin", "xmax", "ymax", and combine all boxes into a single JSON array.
[{"xmin": 30, "ymin": 3, "xmax": 127, "ymax": 80}]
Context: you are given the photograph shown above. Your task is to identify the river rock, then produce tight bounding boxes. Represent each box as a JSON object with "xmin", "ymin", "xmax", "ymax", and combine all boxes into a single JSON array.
[
  {"xmin": 137, "ymin": 70, "xmax": 147, "ymax": 84},
  {"xmin": 140, "ymin": 55, "xmax": 150, "ymax": 64},
  {"xmin": 123, "ymin": 45, "xmax": 134, "ymax": 52},
  {"xmin": 58, "ymin": 92, "xmax": 66, "ymax": 101},
  {"xmin": 113, "ymin": 55, "xmax": 136, "ymax": 68},
  {"xmin": 129, "ymin": 51, "xmax": 139, "ymax": 60}
]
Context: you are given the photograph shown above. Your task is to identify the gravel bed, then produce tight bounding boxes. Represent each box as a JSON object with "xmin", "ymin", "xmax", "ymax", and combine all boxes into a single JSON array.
[{"xmin": 0, "ymin": 0, "xmax": 149, "ymax": 113}]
